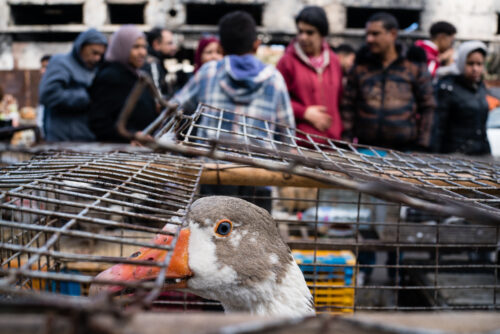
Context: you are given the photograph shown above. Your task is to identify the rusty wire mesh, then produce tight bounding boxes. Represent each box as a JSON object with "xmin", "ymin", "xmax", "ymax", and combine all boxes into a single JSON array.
[
  {"xmin": 190, "ymin": 185, "xmax": 499, "ymax": 312},
  {"xmin": 149, "ymin": 103, "xmax": 500, "ymax": 312},
  {"xmin": 0, "ymin": 151, "xmax": 202, "ymax": 307},
  {"xmin": 0, "ymin": 102, "xmax": 499, "ymax": 315},
  {"xmin": 150, "ymin": 103, "xmax": 500, "ymax": 221}
]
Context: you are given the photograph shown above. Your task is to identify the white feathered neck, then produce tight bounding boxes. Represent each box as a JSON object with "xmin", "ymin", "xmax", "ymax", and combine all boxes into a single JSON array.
[{"xmin": 220, "ymin": 260, "xmax": 315, "ymax": 316}]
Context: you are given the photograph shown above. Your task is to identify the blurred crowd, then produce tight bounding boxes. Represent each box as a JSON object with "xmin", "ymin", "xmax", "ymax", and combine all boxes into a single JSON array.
[{"xmin": 1, "ymin": 6, "xmax": 498, "ymax": 157}]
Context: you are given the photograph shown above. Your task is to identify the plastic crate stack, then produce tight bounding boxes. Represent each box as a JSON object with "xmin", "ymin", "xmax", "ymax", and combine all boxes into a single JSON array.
[{"xmin": 292, "ymin": 250, "xmax": 355, "ymax": 314}]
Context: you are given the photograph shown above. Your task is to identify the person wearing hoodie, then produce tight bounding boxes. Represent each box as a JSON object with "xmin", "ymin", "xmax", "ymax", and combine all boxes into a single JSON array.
[
  {"xmin": 276, "ymin": 6, "xmax": 343, "ymax": 146},
  {"xmin": 341, "ymin": 12, "xmax": 436, "ymax": 152},
  {"xmin": 172, "ymin": 11, "xmax": 294, "ymax": 142},
  {"xmin": 88, "ymin": 25, "xmax": 157, "ymax": 143},
  {"xmin": 436, "ymin": 41, "xmax": 491, "ymax": 155},
  {"xmin": 39, "ymin": 28, "xmax": 107, "ymax": 142}
]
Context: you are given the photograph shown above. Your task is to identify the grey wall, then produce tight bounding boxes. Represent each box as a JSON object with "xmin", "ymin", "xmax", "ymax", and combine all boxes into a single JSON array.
[{"xmin": 1, "ymin": 0, "xmax": 500, "ymax": 70}]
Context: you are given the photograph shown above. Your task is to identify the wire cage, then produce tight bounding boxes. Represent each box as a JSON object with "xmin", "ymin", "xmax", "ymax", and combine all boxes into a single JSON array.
[
  {"xmin": 0, "ymin": 151, "xmax": 203, "ymax": 306},
  {"xmin": 151, "ymin": 103, "xmax": 500, "ymax": 313},
  {"xmin": 0, "ymin": 102, "xmax": 499, "ymax": 320}
]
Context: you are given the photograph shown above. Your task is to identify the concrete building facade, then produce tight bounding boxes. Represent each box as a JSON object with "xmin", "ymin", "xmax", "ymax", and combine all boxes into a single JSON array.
[{"xmin": 1, "ymin": 0, "xmax": 500, "ymax": 70}]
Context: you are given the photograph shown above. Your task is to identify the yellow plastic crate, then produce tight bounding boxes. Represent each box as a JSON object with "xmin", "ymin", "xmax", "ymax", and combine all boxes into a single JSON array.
[{"xmin": 293, "ymin": 250, "xmax": 355, "ymax": 314}]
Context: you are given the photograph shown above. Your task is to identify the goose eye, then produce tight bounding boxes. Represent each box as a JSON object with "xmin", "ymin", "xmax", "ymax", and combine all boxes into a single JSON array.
[{"xmin": 215, "ymin": 219, "xmax": 232, "ymax": 237}]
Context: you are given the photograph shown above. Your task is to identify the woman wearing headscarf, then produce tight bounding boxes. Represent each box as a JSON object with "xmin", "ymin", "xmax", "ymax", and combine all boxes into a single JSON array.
[
  {"xmin": 436, "ymin": 41, "xmax": 491, "ymax": 155},
  {"xmin": 193, "ymin": 36, "xmax": 223, "ymax": 73},
  {"xmin": 179, "ymin": 36, "xmax": 223, "ymax": 115},
  {"xmin": 89, "ymin": 25, "xmax": 157, "ymax": 142}
]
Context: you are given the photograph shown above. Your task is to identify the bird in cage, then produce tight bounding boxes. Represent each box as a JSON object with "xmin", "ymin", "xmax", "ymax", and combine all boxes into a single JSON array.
[{"xmin": 90, "ymin": 196, "xmax": 315, "ymax": 316}]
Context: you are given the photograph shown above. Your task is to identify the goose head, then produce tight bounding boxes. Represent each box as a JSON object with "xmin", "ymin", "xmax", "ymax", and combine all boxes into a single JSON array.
[{"xmin": 91, "ymin": 196, "xmax": 314, "ymax": 316}]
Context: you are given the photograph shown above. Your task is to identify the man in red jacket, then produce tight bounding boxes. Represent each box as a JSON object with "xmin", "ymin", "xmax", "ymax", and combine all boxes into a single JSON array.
[{"xmin": 277, "ymin": 6, "xmax": 343, "ymax": 146}]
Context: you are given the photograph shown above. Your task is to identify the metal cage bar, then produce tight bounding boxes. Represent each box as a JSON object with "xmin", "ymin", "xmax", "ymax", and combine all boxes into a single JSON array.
[{"xmin": 0, "ymin": 103, "xmax": 499, "ymax": 314}]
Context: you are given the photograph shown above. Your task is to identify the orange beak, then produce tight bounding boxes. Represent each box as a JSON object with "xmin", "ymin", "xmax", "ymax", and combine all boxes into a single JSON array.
[{"xmin": 90, "ymin": 228, "xmax": 192, "ymax": 296}]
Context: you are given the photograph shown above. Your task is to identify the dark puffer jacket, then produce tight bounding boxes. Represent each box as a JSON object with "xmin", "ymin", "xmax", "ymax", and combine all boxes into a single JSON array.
[
  {"xmin": 436, "ymin": 75, "xmax": 490, "ymax": 155},
  {"xmin": 341, "ymin": 44, "xmax": 437, "ymax": 151},
  {"xmin": 88, "ymin": 62, "xmax": 157, "ymax": 143}
]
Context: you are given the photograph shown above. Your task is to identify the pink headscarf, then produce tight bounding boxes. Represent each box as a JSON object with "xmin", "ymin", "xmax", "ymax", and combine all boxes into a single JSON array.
[
  {"xmin": 105, "ymin": 25, "xmax": 145, "ymax": 72},
  {"xmin": 194, "ymin": 36, "xmax": 220, "ymax": 73}
]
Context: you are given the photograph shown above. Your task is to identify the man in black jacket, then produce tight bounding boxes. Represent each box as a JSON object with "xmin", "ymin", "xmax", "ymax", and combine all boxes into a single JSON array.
[{"xmin": 142, "ymin": 27, "xmax": 177, "ymax": 99}]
